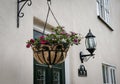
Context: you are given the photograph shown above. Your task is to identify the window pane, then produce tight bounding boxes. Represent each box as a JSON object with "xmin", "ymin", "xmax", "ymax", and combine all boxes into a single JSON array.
[
  {"xmin": 97, "ymin": 1, "xmax": 100, "ymax": 15},
  {"xmin": 53, "ymin": 70, "xmax": 60, "ymax": 84},
  {"xmin": 36, "ymin": 68, "xmax": 46, "ymax": 84},
  {"xmin": 106, "ymin": 66, "xmax": 109, "ymax": 83},
  {"xmin": 102, "ymin": 64, "xmax": 116, "ymax": 84},
  {"xmin": 97, "ymin": 0, "xmax": 110, "ymax": 24},
  {"xmin": 102, "ymin": 65, "xmax": 106, "ymax": 83},
  {"xmin": 110, "ymin": 69, "xmax": 113, "ymax": 84},
  {"xmin": 113, "ymin": 69, "xmax": 116, "ymax": 84},
  {"xmin": 33, "ymin": 30, "xmax": 43, "ymax": 39}
]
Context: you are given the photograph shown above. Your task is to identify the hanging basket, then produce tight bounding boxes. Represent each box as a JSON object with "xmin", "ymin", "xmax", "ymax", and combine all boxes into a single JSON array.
[
  {"xmin": 26, "ymin": 0, "xmax": 82, "ymax": 67},
  {"xmin": 32, "ymin": 43, "xmax": 69, "ymax": 65}
]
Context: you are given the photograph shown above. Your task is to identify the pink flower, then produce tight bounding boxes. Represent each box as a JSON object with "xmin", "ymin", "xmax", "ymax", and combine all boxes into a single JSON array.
[
  {"xmin": 26, "ymin": 43, "xmax": 31, "ymax": 48},
  {"xmin": 71, "ymin": 32, "xmax": 76, "ymax": 35},
  {"xmin": 73, "ymin": 39, "xmax": 79, "ymax": 45},
  {"xmin": 60, "ymin": 31, "xmax": 66, "ymax": 35},
  {"xmin": 66, "ymin": 33, "xmax": 70, "ymax": 37},
  {"xmin": 30, "ymin": 39, "xmax": 34, "ymax": 43}
]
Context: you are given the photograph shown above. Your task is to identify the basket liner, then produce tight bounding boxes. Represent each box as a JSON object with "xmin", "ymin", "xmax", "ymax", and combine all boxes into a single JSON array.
[{"xmin": 32, "ymin": 44, "xmax": 69, "ymax": 65}]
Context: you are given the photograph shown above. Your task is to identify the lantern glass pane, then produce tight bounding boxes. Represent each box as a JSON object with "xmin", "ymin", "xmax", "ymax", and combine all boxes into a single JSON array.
[{"xmin": 85, "ymin": 37, "xmax": 96, "ymax": 49}]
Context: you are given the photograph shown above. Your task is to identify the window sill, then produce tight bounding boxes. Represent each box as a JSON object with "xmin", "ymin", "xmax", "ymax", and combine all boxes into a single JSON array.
[{"xmin": 97, "ymin": 16, "xmax": 114, "ymax": 31}]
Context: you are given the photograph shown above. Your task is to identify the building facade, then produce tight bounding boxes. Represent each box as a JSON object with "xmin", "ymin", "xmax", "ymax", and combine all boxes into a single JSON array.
[{"xmin": 0, "ymin": 0, "xmax": 120, "ymax": 84}]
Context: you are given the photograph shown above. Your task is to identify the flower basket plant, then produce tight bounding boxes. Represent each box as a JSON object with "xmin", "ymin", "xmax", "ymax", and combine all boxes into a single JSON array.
[{"xmin": 26, "ymin": 26, "xmax": 82, "ymax": 66}]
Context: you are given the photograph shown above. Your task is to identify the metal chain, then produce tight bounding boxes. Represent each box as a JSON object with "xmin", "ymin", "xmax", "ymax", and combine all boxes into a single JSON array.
[
  {"xmin": 42, "ymin": 3, "xmax": 50, "ymax": 35},
  {"xmin": 47, "ymin": 1, "xmax": 60, "ymax": 26},
  {"xmin": 43, "ymin": 0, "xmax": 60, "ymax": 35}
]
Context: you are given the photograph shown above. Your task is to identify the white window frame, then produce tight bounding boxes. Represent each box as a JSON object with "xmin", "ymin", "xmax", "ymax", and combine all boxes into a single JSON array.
[
  {"xmin": 97, "ymin": 0, "xmax": 110, "ymax": 24},
  {"xmin": 102, "ymin": 64, "xmax": 116, "ymax": 84},
  {"xmin": 33, "ymin": 25, "xmax": 50, "ymax": 34}
]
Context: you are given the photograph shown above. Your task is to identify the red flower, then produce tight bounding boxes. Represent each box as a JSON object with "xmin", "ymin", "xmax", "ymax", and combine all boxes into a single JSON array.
[
  {"xmin": 26, "ymin": 43, "xmax": 31, "ymax": 48},
  {"xmin": 30, "ymin": 39, "xmax": 34, "ymax": 43},
  {"xmin": 40, "ymin": 36, "xmax": 45, "ymax": 40},
  {"xmin": 40, "ymin": 40, "xmax": 48, "ymax": 44}
]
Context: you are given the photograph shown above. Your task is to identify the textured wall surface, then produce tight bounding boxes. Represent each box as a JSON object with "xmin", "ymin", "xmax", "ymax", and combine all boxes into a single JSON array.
[
  {"xmin": 0, "ymin": 0, "xmax": 120, "ymax": 84},
  {"xmin": 0, "ymin": 0, "xmax": 33, "ymax": 84}
]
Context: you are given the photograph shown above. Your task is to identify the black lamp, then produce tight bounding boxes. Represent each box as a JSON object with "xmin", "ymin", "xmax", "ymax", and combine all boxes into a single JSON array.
[{"xmin": 80, "ymin": 29, "xmax": 96, "ymax": 63}]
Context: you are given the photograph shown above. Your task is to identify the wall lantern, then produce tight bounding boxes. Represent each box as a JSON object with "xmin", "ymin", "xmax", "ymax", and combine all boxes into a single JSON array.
[
  {"xmin": 80, "ymin": 29, "xmax": 96, "ymax": 63},
  {"xmin": 17, "ymin": 0, "xmax": 32, "ymax": 28}
]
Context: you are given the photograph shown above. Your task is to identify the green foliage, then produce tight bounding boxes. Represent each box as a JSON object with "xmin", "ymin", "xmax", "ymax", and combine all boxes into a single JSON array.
[{"xmin": 26, "ymin": 26, "xmax": 82, "ymax": 48}]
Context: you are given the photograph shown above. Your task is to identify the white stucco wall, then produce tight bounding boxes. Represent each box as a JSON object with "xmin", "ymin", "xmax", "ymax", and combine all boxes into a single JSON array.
[
  {"xmin": 0, "ymin": 0, "xmax": 33, "ymax": 84},
  {"xmin": 0, "ymin": 0, "xmax": 120, "ymax": 84}
]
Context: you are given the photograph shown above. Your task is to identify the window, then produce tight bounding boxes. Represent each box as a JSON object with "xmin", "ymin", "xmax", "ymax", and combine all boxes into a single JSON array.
[
  {"xmin": 97, "ymin": 0, "xmax": 113, "ymax": 30},
  {"xmin": 97, "ymin": 0, "xmax": 110, "ymax": 24},
  {"xmin": 33, "ymin": 29, "xmax": 65, "ymax": 84},
  {"xmin": 102, "ymin": 64, "xmax": 116, "ymax": 84}
]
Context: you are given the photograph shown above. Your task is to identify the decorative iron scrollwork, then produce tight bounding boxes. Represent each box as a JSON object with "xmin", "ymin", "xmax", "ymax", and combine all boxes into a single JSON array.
[{"xmin": 17, "ymin": 0, "xmax": 32, "ymax": 28}]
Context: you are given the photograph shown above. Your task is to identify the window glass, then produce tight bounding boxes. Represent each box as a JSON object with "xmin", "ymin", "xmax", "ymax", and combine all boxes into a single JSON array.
[
  {"xmin": 97, "ymin": 0, "xmax": 110, "ymax": 24},
  {"xmin": 102, "ymin": 64, "xmax": 116, "ymax": 84}
]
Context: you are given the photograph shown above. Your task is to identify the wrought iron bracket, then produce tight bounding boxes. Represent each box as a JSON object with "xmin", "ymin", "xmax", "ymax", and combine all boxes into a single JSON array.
[
  {"xmin": 17, "ymin": 0, "xmax": 32, "ymax": 28},
  {"xmin": 80, "ymin": 52, "xmax": 94, "ymax": 63}
]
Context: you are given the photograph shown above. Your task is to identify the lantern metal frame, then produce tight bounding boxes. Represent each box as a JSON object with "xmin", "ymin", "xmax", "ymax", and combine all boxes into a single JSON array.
[
  {"xmin": 17, "ymin": 0, "xmax": 32, "ymax": 28},
  {"xmin": 80, "ymin": 29, "xmax": 96, "ymax": 63}
]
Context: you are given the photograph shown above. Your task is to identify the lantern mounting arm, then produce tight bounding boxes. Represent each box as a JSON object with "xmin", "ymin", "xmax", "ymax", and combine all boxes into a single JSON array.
[
  {"xmin": 17, "ymin": 0, "xmax": 32, "ymax": 28},
  {"xmin": 80, "ymin": 51, "xmax": 95, "ymax": 63}
]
